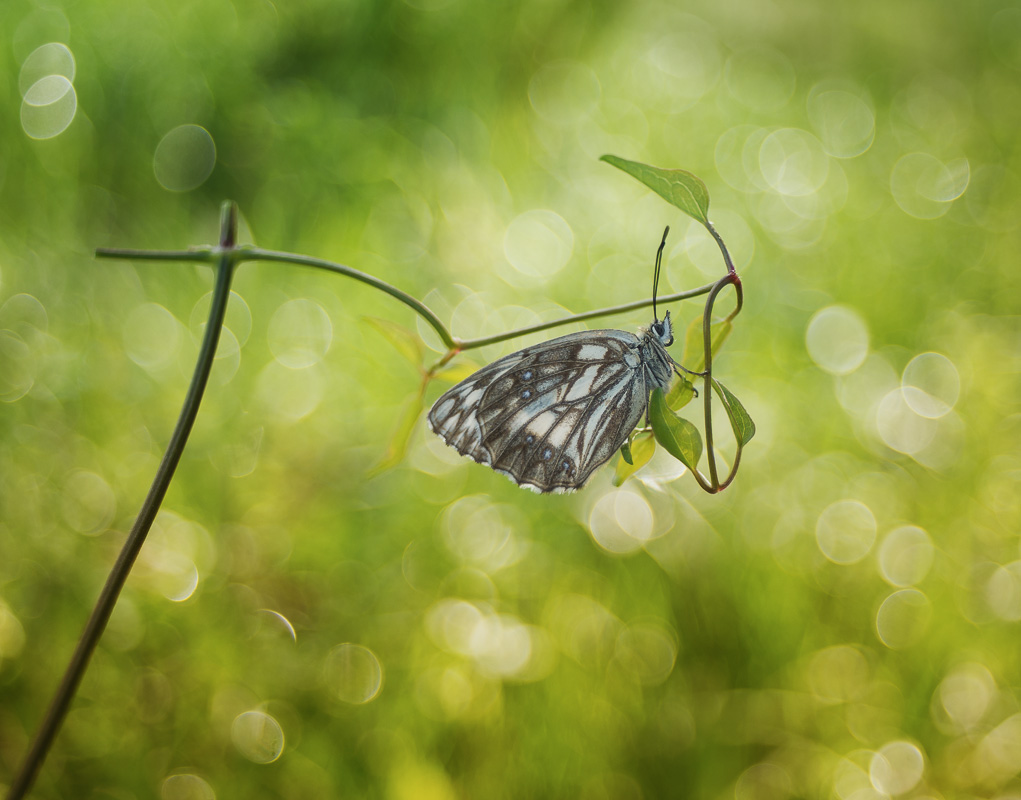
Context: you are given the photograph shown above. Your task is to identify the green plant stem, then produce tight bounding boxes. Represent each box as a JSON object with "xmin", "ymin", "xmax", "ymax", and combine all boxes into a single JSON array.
[
  {"xmin": 455, "ymin": 283, "xmax": 717, "ymax": 350},
  {"xmin": 6, "ymin": 204, "xmax": 239, "ymax": 800},
  {"xmin": 95, "ymin": 245, "xmax": 719, "ymax": 354}
]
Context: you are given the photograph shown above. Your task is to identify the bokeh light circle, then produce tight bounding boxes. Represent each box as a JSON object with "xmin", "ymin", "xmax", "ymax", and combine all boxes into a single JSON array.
[
  {"xmin": 759, "ymin": 128, "xmax": 829, "ymax": 197},
  {"xmin": 806, "ymin": 306, "xmax": 869, "ymax": 375},
  {"xmin": 528, "ymin": 61, "xmax": 601, "ymax": 125},
  {"xmin": 876, "ymin": 389, "xmax": 938, "ymax": 455},
  {"xmin": 62, "ymin": 471, "xmax": 117, "ymax": 535},
  {"xmin": 807, "ymin": 87, "xmax": 875, "ymax": 158},
  {"xmin": 231, "ymin": 710, "xmax": 285, "ymax": 764},
  {"xmin": 875, "ymin": 589, "xmax": 931, "ymax": 649},
  {"xmin": 986, "ymin": 561, "xmax": 1021, "ymax": 621},
  {"xmin": 123, "ymin": 303, "xmax": 181, "ymax": 372},
  {"xmin": 939, "ymin": 663, "xmax": 995, "ymax": 730},
  {"xmin": 816, "ymin": 500, "xmax": 877, "ymax": 565},
  {"xmin": 890, "ymin": 153, "xmax": 969, "ymax": 219},
  {"xmin": 0, "ymin": 330, "xmax": 34, "ymax": 402},
  {"xmin": 267, "ymin": 298, "xmax": 333, "ymax": 368},
  {"xmin": 324, "ymin": 643, "xmax": 383, "ymax": 704},
  {"xmin": 878, "ymin": 525, "xmax": 934, "ymax": 587},
  {"xmin": 153, "ymin": 124, "xmax": 217, "ymax": 192},
  {"xmin": 162, "ymin": 773, "xmax": 215, "ymax": 800},
  {"xmin": 19, "ymin": 42, "xmax": 75, "ymax": 96},
  {"xmin": 588, "ymin": 488, "xmax": 655, "ymax": 554},
  {"xmin": 503, "ymin": 210, "xmax": 573, "ymax": 282},
  {"xmin": 869, "ymin": 740, "xmax": 925, "ymax": 795},
  {"xmin": 21, "ymin": 75, "xmax": 76, "ymax": 139},
  {"xmin": 901, "ymin": 352, "xmax": 959, "ymax": 419}
]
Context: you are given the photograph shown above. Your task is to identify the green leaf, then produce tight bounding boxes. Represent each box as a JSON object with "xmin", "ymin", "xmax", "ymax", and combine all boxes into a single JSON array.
[
  {"xmin": 648, "ymin": 388, "xmax": 703, "ymax": 472},
  {"xmin": 600, "ymin": 155, "xmax": 710, "ymax": 225},
  {"xmin": 433, "ymin": 360, "xmax": 480, "ymax": 384},
  {"xmin": 369, "ymin": 392, "xmax": 424, "ymax": 476},
  {"xmin": 666, "ymin": 374, "xmax": 696, "ymax": 411},
  {"xmin": 681, "ymin": 314, "xmax": 732, "ymax": 374},
  {"xmin": 612, "ymin": 432, "xmax": 656, "ymax": 487},
  {"xmin": 711, "ymin": 379, "xmax": 756, "ymax": 447},
  {"xmin": 364, "ymin": 316, "xmax": 425, "ymax": 366},
  {"xmin": 620, "ymin": 439, "xmax": 634, "ymax": 465}
]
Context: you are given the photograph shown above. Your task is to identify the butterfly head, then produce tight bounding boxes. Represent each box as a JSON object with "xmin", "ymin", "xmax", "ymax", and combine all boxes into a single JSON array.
[{"xmin": 650, "ymin": 310, "xmax": 674, "ymax": 347}]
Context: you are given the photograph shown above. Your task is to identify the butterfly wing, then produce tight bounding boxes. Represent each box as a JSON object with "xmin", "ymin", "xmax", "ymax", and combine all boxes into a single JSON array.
[{"xmin": 428, "ymin": 330, "xmax": 650, "ymax": 493}]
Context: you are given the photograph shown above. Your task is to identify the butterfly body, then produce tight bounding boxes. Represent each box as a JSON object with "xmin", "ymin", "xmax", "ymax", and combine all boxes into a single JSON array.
[{"xmin": 428, "ymin": 313, "xmax": 675, "ymax": 493}]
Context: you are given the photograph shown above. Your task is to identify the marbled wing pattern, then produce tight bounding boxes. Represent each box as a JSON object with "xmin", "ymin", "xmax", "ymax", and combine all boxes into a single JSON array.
[{"xmin": 427, "ymin": 323, "xmax": 676, "ymax": 493}]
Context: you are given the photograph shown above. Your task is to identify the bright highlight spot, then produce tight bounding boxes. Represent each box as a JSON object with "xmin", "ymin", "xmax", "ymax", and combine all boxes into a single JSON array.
[
  {"xmin": 123, "ymin": 303, "xmax": 181, "ymax": 372},
  {"xmin": 759, "ymin": 128, "xmax": 829, "ymax": 197},
  {"xmin": 588, "ymin": 487, "xmax": 655, "ymax": 554},
  {"xmin": 901, "ymin": 352, "xmax": 960, "ymax": 418},
  {"xmin": 153, "ymin": 125, "xmax": 216, "ymax": 192},
  {"xmin": 869, "ymin": 741, "xmax": 925, "ymax": 795},
  {"xmin": 890, "ymin": 153, "xmax": 969, "ymax": 219},
  {"xmin": 62, "ymin": 470, "xmax": 117, "ymax": 535},
  {"xmin": 19, "ymin": 42, "xmax": 75, "ymax": 95},
  {"xmin": 806, "ymin": 306, "xmax": 869, "ymax": 375},
  {"xmin": 503, "ymin": 210, "xmax": 573, "ymax": 283},
  {"xmin": 816, "ymin": 500, "xmax": 876, "ymax": 565},
  {"xmin": 877, "ymin": 526, "xmax": 934, "ymax": 587},
  {"xmin": 231, "ymin": 710, "xmax": 285, "ymax": 764},
  {"xmin": 807, "ymin": 87, "xmax": 875, "ymax": 158},
  {"xmin": 162, "ymin": 773, "xmax": 215, "ymax": 800},
  {"xmin": 21, "ymin": 75, "xmax": 77, "ymax": 139},
  {"xmin": 986, "ymin": 561, "xmax": 1021, "ymax": 621},
  {"xmin": 324, "ymin": 643, "xmax": 383, "ymax": 704},
  {"xmin": 876, "ymin": 389, "xmax": 938, "ymax": 455},
  {"xmin": 939, "ymin": 662, "xmax": 995, "ymax": 730},
  {"xmin": 875, "ymin": 589, "xmax": 931, "ymax": 649},
  {"xmin": 268, "ymin": 298, "xmax": 333, "ymax": 368}
]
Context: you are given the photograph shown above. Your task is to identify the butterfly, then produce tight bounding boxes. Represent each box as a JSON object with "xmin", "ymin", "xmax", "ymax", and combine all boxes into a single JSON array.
[{"xmin": 427, "ymin": 228, "xmax": 684, "ymax": 493}]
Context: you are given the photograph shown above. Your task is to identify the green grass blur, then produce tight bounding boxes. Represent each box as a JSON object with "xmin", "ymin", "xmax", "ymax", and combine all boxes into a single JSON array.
[{"xmin": 1, "ymin": 0, "xmax": 1020, "ymax": 797}]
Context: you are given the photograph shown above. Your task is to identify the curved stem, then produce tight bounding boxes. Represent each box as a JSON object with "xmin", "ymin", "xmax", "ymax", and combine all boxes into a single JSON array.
[
  {"xmin": 6, "ymin": 204, "xmax": 239, "ymax": 800},
  {"xmin": 240, "ymin": 247, "xmax": 458, "ymax": 351},
  {"xmin": 456, "ymin": 283, "xmax": 717, "ymax": 350},
  {"xmin": 700, "ymin": 274, "xmax": 738, "ymax": 492}
]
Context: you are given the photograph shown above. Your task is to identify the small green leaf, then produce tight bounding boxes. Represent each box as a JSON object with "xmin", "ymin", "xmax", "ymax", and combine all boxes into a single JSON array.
[
  {"xmin": 681, "ymin": 314, "xmax": 732, "ymax": 374},
  {"xmin": 433, "ymin": 360, "xmax": 480, "ymax": 384},
  {"xmin": 649, "ymin": 388, "xmax": 703, "ymax": 472},
  {"xmin": 666, "ymin": 374, "xmax": 696, "ymax": 411},
  {"xmin": 711, "ymin": 379, "xmax": 756, "ymax": 447},
  {"xmin": 364, "ymin": 317, "xmax": 425, "ymax": 366},
  {"xmin": 612, "ymin": 432, "xmax": 656, "ymax": 487},
  {"xmin": 620, "ymin": 439, "xmax": 634, "ymax": 465},
  {"xmin": 601, "ymin": 155, "xmax": 710, "ymax": 225},
  {"xmin": 369, "ymin": 392, "xmax": 424, "ymax": 476}
]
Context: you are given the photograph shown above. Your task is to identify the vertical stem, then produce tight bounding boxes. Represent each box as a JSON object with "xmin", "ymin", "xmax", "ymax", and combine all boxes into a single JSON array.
[
  {"xmin": 6, "ymin": 203, "xmax": 239, "ymax": 800},
  {"xmin": 700, "ymin": 273, "xmax": 738, "ymax": 491}
]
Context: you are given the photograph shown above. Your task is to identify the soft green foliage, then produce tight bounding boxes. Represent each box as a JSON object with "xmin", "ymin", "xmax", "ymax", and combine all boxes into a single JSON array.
[
  {"xmin": 602, "ymin": 155, "xmax": 711, "ymax": 225},
  {"xmin": 649, "ymin": 388, "xmax": 704, "ymax": 471},
  {"xmin": 1, "ymin": 0, "xmax": 1020, "ymax": 797},
  {"xmin": 613, "ymin": 432, "xmax": 656, "ymax": 486},
  {"xmin": 712, "ymin": 378, "xmax": 756, "ymax": 448}
]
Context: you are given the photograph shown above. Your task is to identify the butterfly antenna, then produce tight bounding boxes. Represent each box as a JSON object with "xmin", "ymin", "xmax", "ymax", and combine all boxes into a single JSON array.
[{"xmin": 653, "ymin": 226, "xmax": 669, "ymax": 321}]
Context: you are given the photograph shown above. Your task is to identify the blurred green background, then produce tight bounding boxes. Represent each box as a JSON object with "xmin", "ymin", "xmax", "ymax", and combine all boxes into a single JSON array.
[{"xmin": 1, "ymin": 0, "xmax": 1019, "ymax": 797}]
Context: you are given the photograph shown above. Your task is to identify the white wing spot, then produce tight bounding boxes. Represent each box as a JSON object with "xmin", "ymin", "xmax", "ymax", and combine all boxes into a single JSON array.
[{"xmin": 578, "ymin": 344, "xmax": 609, "ymax": 360}]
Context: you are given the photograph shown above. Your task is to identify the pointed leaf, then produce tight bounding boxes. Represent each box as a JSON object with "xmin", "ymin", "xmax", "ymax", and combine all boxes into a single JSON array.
[
  {"xmin": 613, "ymin": 433, "xmax": 657, "ymax": 487},
  {"xmin": 433, "ymin": 360, "xmax": 480, "ymax": 384},
  {"xmin": 601, "ymin": 155, "xmax": 710, "ymax": 224},
  {"xmin": 620, "ymin": 439, "xmax": 634, "ymax": 466},
  {"xmin": 711, "ymin": 379, "xmax": 756, "ymax": 447},
  {"xmin": 364, "ymin": 316, "xmax": 425, "ymax": 366},
  {"xmin": 369, "ymin": 392, "xmax": 424, "ymax": 476},
  {"xmin": 666, "ymin": 374, "xmax": 696, "ymax": 411},
  {"xmin": 649, "ymin": 388, "xmax": 702, "ymax": 472},
  {"xmin": 681, "ymin": 314, "xmax": 732, "ymax": 374}
]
